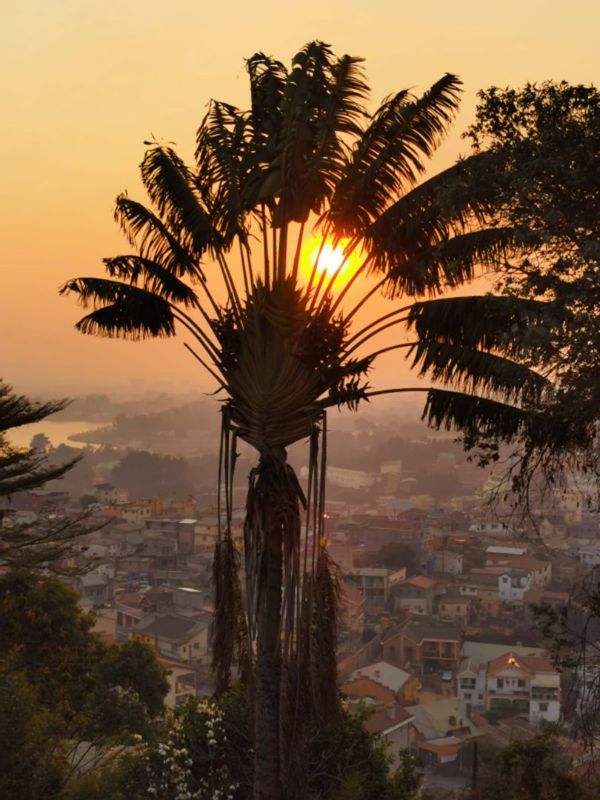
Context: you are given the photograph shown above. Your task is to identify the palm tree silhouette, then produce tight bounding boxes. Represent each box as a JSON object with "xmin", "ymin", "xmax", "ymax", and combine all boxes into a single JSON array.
[{"xmin": 62, "ymin": 42, "xmax": 526, "ymax": 799}]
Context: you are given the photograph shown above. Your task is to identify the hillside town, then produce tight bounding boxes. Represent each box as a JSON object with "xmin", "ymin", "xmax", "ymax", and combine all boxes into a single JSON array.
[{"xmin": 4, "ymin": 413, "xmax": 599, "ymax": 797}]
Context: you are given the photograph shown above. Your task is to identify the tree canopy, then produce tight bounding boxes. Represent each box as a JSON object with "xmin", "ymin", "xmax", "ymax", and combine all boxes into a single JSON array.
[{"xmin": 408, "ymin": 81, "xmax": 600, "ymax": 501}]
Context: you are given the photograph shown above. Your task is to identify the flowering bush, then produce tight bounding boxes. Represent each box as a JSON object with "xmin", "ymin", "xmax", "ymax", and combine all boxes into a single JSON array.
[{"xmin": 142, "ymin": 698, "xmax": 241, "ymax": 800}]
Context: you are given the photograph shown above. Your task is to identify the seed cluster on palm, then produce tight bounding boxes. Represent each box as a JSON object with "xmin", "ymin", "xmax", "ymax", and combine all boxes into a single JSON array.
[{"xmin": 62, "ymin": 42, "xmax": 542, "ymax": 800}]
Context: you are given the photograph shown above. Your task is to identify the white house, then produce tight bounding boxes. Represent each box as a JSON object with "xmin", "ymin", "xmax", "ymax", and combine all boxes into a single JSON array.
[
  {"xmin": 457, "ymin": 658, "xmax": 487, "ymax": 707},
  {"xmin": 498, "ymin": 570, "xmax": 531, "ymax": 602},
  {"xmin": 485, "ymin": 652, "xmax": 561, "ymax": 725}
]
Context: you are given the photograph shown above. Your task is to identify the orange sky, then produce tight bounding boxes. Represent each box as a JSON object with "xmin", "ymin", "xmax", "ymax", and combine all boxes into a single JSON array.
[{"xmin": 1, "ymin": 1, "xmax": 598, "ymax": 398}]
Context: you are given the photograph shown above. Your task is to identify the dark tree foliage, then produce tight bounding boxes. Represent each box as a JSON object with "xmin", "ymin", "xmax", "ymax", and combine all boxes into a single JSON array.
[
  {"xmin": 0, "ymin": 661, "xmax": 66, "ymax": 800},
  {"xmin": 0, "ymin": 571, "xmax": 169, "ymax": 740},
  {"xmin": 0, "ymin": 380, "xmax": 78, "ymax": 497},
  {"xmin": 410, "ymin": 82, "xmax": 600, "ymax": 503},
  {"xmin": 111, "ymin": 449, "xmax": 192, "ymax": 498},
  {"xmin": 478, "ymin": 728, "xmax": 586, "ymax": 800},
  {"xmin": 0, "ymin": 380, "xmax": 99, "ymax": 567}
]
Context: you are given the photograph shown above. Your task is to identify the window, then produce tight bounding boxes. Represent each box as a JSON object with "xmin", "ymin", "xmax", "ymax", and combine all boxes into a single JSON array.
[
  {"xmin": 539, "ymin": 703, "xmax": 549, "ymax": 712},
  {"xmin": 518, "ymin": 679, "xmax": 525, "ymax": 688},
  {"xmin": 464, "ymin": 693, "xmax": 472, "ymax": 700},
  {"xmin": 497, "ymin": 679, "xmax": 504, "ymax": 689}
]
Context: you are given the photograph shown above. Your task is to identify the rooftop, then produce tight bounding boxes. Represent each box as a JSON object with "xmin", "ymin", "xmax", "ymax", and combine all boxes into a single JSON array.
[
  {"xmin": 348, "ymin": 661, "xmax": 412, "ymax": 693},
  {"xmin": 462, "ymin": 641, "xmax": 545, "ymax": 665},
  {"xmin": 401, "ymin": 575, "xmax": 436, "ymax": 590},
  {"xmin": 135, "ymin": 613, "xmax": 209, "ymax": 643},
  {"xmin": 363, "ymin": 704, "xmax": 414, "ymax": 735}
]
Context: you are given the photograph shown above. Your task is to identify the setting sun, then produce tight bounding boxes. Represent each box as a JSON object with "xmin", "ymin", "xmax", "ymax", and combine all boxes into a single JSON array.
[
  {"xmin": 301, "ymin": 237, "xmax": 363, "ymax": 291},
  {"xmin": 319, "ymin": 243, "xmax": 346, "ymax": 276}
]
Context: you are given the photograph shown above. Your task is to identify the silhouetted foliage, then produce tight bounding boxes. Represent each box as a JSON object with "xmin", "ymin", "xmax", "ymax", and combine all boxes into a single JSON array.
[{"xmin": 111, "ymin": 450, "xmax": 192, "ymax": 499}]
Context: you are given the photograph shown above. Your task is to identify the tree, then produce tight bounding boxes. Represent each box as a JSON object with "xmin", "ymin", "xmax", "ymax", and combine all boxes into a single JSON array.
[
  {"xmin": 478, "ymin": 728, "xmax": 585, "ymax": 800},
  {"xmin": 111, "ymin": 450, "xmax": 192, "ymax": 498},
  {"xmin": 406, "ymin": 82, "xmax": 600, "ymax": 503},
  {"xmin": 0, "ymin": 380, "xmax": 77, "ymax": 497},
  {"xmin": 62, "ymin": 43, "xmax": 538, "ymax": 799},
  {"xmin": 0, "ymin": 660, "xmax": 66, "ymax": 800},
  {"xmin": 0, "ymin": 380, "xmax": 97, "ymax": 568},
  {"xmin": 0, "ymin": 571, "xmax": 169, "ymax": 744}
]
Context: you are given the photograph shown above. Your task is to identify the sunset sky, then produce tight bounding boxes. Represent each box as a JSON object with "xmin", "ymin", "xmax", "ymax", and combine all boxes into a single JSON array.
[{"xmin": 1, "ymin": 1, "xmax": 598, "ymax": 399}]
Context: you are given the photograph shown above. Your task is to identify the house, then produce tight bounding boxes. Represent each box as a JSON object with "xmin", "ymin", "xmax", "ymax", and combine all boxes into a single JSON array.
[
  {"xmin": 458, "ymin": 573, "xmax": 501, "ymax": 617},
  {"xmin": 406, "ymin": 698, "xmax": 480, "ymax": 766},
  {"xmin": 383, "ymin": 618, "xmax": 462, "ymax": 675},
  {"xmin": 121, "ymin": 499, "xmax": 160, "ymax": 524},
  {"xmin": 160, "ymin": 657, "xmax": 197, "ymax": 709},
  {"xmin": 326, "ymin": 466, "xmax": 376, "ymax": 490},
  {"xmin": 485, "ymin": 652, "xmax": 561, "ymax": 725},
  {"xmin": 363, "ymin": 705, "xmax": 415, "ymax": 769},
  {"xmin": 345, "ymin": 661, "xmax": 419, "ymax": 704},
  {"xmin": 193, "ymin": 511, "xmax": 244, "ymax": 551},
  {"xmin": 457, "ymin": 658, "xmax": 486, "ymax": 708},
  {"xmin": 498, "ymin": 569, "xmax": 531, "ymax": 603},
  {"xmin": 338, "ymin": 580, "xmax": 366, "ymax": 633},
  {"xmin": 392, "ymin": 576, "xmax": 437, "ymax": 615},
  {"xmin": 433, "ymin": 549, "xmax": 464, "ymax": 576},
  {"xmin": 437, "ymin": 590, "xmax": 473, "ymax": 624},
  {"xmin": 132, "ymin": 613, "xmax": 210, "ymax": 664},
  {"xmin": 346, "ymin": 568, "xmax": 391, "ymax": 608},
  {"xmin": 70, "ymin": 572, "xmax": 114, "ymax": 607},
  {"xmin": 485, "ymin": 554, "xmax": 552, "ymax": 587}
]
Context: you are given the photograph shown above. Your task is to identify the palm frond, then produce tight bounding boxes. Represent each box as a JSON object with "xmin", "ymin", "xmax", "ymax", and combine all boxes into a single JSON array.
[
  {"xmin": 103, "ymin": 255, "xmax": 200, "ymax": 307},
  {"xmin": 140, "ymin": 145, "xmax": 216, "ymax": 258},
  {"xmin": 409, "ymin": 340, "xmax": 549, "ymax": 402},
  {"xmin": 196, "ymin": 101, "xmax": 252, "ymax": 245},
  {"xmin": 114, "ymin": 195, "xmax": 202, "ymax": 279},
  {"xmin": 407, "ymin": 294, "xmax": 561, "ymax": 362},
  {"xmin": 423, "ymin": 388, "xmax": 530, "ymax": 441},
  {"xmin": 328, "ymin": 73, "xmax": 462, "ymax": 234},
  {"xmin": 301, "ymin": 52, "xmax": 369, "ymax": 219},
  {"xmin": 61, "ymin": 278, "xmax": 176, "ymax": 339},
  {"xmin": 386, "ymin": 227, "xmax": 522, "ymax": 295}
]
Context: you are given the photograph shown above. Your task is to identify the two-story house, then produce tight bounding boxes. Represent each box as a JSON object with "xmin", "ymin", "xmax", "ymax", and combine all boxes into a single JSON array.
[
  {"xmin": 346, "ymin": 567, "xmax": 391, "ymax": 609},
  {"xmin": 485, "ymin": 652, "xmax": 561, "ymax": 725},
  {"xmin": 383, "ymin": 618, "xmax": 462, "ymax": 675},
  {"xmin": 392, "ymin": 576, "xmax": 437, "ymax": 615},
  {"xmin": 498, "ymin": 569, "xmax": 531, "ymax": 603},
  {"xmin": 132, "ymin": 613, "xmax": 211, "ymax": 664}
]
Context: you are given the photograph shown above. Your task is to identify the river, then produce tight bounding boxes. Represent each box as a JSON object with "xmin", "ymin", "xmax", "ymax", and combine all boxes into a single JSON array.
[{"xmin": 7, "ymin": 420, "xmax": 102, "ymax": 450}]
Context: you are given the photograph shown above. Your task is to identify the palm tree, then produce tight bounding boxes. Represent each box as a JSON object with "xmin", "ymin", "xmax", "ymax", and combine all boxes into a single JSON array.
[{"xmin": 62, "ymin": 42, "xmax": 521, "ymax": 799}]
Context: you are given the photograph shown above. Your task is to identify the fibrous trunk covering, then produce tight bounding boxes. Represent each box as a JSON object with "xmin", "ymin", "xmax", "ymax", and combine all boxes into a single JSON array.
[{"xmin": 213, "ymin": 410, "xmax": 339, "ymax": 800}]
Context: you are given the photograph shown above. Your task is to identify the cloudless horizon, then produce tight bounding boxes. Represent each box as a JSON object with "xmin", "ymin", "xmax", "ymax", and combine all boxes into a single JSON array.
[{"xmin": 1, "ymin": 0, "xmax": 598, "ymax": 397}]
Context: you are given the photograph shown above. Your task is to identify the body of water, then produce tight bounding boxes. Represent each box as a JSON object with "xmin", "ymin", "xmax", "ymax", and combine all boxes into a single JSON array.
[{"xmin": 7, "ymin": 420, "xmax": 102, "ymax": 450}]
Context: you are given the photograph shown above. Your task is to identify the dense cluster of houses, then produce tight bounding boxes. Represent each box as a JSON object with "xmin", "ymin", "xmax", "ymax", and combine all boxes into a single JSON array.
[{"xmin": 4, "ymin": 450, "xmax": 600, "ymax": 795}]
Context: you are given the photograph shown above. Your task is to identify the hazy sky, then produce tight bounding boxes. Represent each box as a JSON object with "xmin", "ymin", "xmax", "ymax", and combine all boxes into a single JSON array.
[{"xmin": 1, "ymin": 1, "xmax": 598, "ymax": 398}]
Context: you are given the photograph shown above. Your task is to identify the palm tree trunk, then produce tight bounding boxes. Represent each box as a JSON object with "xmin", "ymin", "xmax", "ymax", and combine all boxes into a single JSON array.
[{"xmin": 254, "ymin": 495, "xmax": 283, "ymax": 800}]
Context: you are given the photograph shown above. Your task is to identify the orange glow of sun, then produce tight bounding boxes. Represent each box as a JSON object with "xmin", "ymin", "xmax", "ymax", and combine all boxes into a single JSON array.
[
  {"xmin": 301, "ymin": 237, "xmax": 362, "ymax": 291},
  {"xmin": 319, "ymin": 242, "xmax": 346, "ymax": 276}
]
